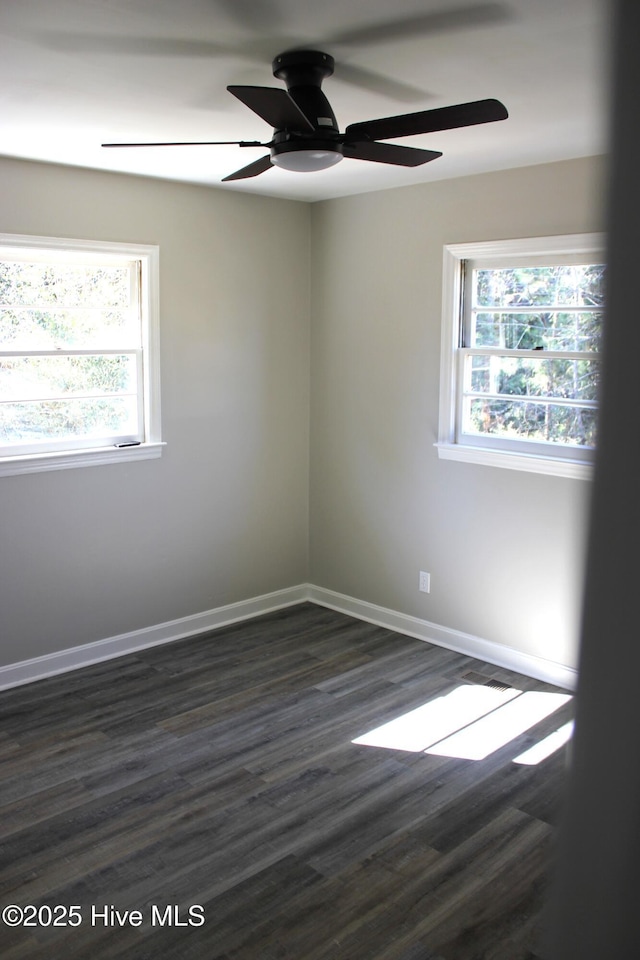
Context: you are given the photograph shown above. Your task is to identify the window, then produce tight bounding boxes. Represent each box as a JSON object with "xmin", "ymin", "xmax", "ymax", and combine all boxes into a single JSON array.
[
  {"xmin": 437, "ymin": 234, "xmax": 605, "ymax": 479},
  {"xmin": 0, "ymin": 234, "xmax": 162, "ymax": 476}
]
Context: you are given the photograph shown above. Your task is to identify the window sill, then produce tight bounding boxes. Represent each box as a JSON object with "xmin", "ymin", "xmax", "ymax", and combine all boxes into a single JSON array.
[
  {"xmin": 435, "ymin": 442, "xmax": 593, "ymax": 480},
  {"xmin": 0, "ymin": 442, "xmax": 166, "ymax": 478}
]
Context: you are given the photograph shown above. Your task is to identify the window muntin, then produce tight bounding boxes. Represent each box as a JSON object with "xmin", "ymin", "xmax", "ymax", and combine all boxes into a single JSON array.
[
  {"xmin": 0, "ymin": 235, "xmax": 161, "ymax": 474},
  {"xmin": 438, "ymin": 235, "xmax": 606, "ymax": 479}
]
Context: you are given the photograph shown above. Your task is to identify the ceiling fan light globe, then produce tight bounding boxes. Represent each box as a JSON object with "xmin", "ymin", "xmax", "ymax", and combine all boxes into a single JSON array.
[{"xmin": 271, "ymin": 149, "xmax": 343, "ymax": 172}]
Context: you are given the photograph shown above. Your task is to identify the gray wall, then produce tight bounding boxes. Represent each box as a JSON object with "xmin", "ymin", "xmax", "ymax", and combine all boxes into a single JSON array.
[
  {"xmin": 310, "ymin": 155, "xmax": 605, "ymax": 671},
  {"xmin": 0, "ymin": 158, "xmax": 311, "ymax": 666},
  {"xmin": 0, "ymin": 153, "xmax": 605, "ymax": 675}
]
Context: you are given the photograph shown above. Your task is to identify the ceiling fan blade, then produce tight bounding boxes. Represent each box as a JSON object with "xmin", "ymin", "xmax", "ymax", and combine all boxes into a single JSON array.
[
  {"xmin": 328, "ymin": 3, "xmax": 509, "ymax": 46},
  {"xmin": 212, "ymin": 0, "xmax": 283, "ymax": 32},
  {"xmin": 343, "ymin": 142, "xmax": 442, "ymax": 167},
  {"xmin": 102, "ymin": 140, "xmax": 265, "ymax": 148},
  {"xmin": 35, "ymin": 31, "xmax": 232, "ymax": 58},
  {"xmin": 345, "ymin": 99, "xmax": 508, "ymax": 142},
  {"xmin": 334, "ymin": 63, "xmax": 427, "ymax": 104},
  {"xmin": 227, "ymin": 86, "xmax": 315, "ymax": 132},
  {"xmin": 221, "ymin": 154, "xmax": 274, "ymax": 182}
]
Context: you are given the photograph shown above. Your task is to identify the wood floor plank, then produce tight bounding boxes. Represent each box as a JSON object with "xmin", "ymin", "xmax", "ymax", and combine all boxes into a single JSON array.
[
  {"xmin": 0, "ymin": 778, "xmax": 95, "ymax": 840},
  {"xmin": 0, "ymin": 603, "xmax": 570, "ymax": 959}
]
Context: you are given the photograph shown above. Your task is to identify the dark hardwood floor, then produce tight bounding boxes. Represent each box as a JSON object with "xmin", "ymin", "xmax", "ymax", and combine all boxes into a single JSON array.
[{"xmin": 0, "ymin": 603, "xmax": 573, "ymax": 960}]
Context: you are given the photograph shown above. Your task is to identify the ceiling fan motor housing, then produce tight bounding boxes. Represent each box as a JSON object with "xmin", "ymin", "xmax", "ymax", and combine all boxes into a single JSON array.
[
  {"xmin": 271, "ymin": 50, "xmax": 340, "ymax": 138},
  {"xmin": 271, "ymin": 50, "xmax": 343, "ymax": 168},
  {"xmin": 272, "ymin": 49, "xmax": 335, "ymax": 97}
]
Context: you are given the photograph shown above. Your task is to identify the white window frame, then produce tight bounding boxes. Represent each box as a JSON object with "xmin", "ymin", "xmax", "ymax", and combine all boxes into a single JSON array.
[
  {"xmin": 0, "ymin": 233, "xmax": 163, "ymax": 477},
  {"xmin": 436, "ymin": 233, "xmax": 605, "ymax": 480}
]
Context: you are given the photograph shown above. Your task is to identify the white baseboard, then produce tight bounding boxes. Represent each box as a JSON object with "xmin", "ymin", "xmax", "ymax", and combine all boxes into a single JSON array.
[
  {"xmin": 0, "ymin": 582, "xmax": 577, "ymax": 692},
  {"xmin": 0, "ymin": 585, "xmax": 309, "ymax": 691},
  {"xmin": 306, "ymin": 585, "xmax": 578, "ymax": 691}
]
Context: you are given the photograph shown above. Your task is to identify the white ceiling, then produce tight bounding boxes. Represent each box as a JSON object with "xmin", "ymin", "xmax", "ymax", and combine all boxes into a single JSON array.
[{"xmin": 0, "ymin": 0, "xmax": 610, "ymax": 202}]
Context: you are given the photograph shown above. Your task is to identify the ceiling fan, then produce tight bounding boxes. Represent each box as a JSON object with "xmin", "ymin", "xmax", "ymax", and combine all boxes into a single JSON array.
[{"xmin": 102, "ymin": 49, "xmax": 508, "ymax": 182}]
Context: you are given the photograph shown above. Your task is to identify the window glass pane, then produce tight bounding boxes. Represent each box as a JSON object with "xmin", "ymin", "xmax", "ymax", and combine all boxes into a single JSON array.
[
  {"xmin": 0, "ymin": 355, "xmax": 138, "ymax": 401},
  {"xmin": 0, "ymin": 236, "xmax": 160, "ymax": 471},
  {"xmin": 0, "ymin": 397, "xmax": 139, "ymax": 445},
  {"xmin": 0, "ymin": 261, "xmax": 131, "ymax": 309},
  {"xmin": 474, "ymin": 264, "xmax": 606, "ymax": 309},
  {"xmin": 462, "ymin": 397, "xmax": 597, "ymax": 447},
  {"xmin": 0, "ymin": 308, "xmax": 139, "ymax": 350},
  {"xmin": 469, "ymin": 355, "xmax": 491, "ymax": 393},
  {"xmin": 440, "ymin": 238, "xmax": 605, "ymax": 472},
  {"xmin": 473, "ymin": 311, "xmax": 603, "ymax": 352},
  {"xmin": 466, "ymin": 355, "xmax": 599, "ymax": 402}
]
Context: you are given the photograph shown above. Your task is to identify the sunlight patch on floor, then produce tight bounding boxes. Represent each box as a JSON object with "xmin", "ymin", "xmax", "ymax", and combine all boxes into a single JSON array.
[
  {"xmin": 352, "ymin": 683, "xmax": 572, "ymax": 763},
  {"xmin": 352, "ymin": 685, "xmax": 520, "ymax": 752},
  {"xmin": 512, "ymin": 719, "xmax": 574, "ymax": 765}
]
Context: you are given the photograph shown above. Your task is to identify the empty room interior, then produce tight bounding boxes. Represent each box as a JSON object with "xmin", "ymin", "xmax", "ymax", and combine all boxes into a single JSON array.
[{"xmin": 2, "ymin": 1, "xmax": 638, "ymax": 958}]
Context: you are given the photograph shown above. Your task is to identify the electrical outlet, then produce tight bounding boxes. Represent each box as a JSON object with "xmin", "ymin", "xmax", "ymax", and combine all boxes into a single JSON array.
[{"xmin": 419, "ymin": 571, "xmax": 431, "ymax": 593}]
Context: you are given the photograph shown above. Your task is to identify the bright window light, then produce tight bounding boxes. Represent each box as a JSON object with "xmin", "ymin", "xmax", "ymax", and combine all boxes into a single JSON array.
[
  {"xmin": 352, "ymin": 685, "xmax": 572, "ymax": 762},
  {"xmin": 512, "ymin": 719, "xmax": 574, "ymax": 765}
]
